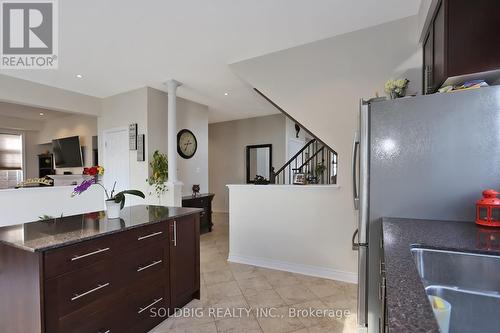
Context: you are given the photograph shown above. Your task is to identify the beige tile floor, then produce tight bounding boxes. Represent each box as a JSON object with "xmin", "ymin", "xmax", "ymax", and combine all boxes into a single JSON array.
[{"xmin": 150, "ymin": 213, "xmax": 358, "ymax": 333}]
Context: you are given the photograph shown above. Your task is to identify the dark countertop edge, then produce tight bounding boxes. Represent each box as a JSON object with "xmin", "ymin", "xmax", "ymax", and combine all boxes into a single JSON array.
[
  {"xmin": 382, "ymin": 217, "xmax": 440, "ymax": 333},
  {"xmin": 0, "ymin": 206, "xmax": 203, "ymax": 253},
  {"xmin": 182, "ymin": 193, "xmax": 215, "ymax": 200}
]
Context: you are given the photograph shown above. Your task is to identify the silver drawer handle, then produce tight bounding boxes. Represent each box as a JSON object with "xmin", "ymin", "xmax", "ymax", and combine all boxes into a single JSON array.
[
  {"xmin": 138, "ymin": 297, "xmax": 163, "ymax": 314},
  {"xmin": 71, "ymin": 248, "xmax": 110, "ymax": 261},
  {"xmin": 99, "ymin": 330, "xmax": 110, "ymax": 333},
  {"xmin": 71, "ymin": 282, "xmax": 110, "ymax": 301},
  {"xmin": 137, "ymin": 231, "xmax": 163, "ymax": 241},
  {"xmin": 137, "ymin": 260, "xmax": 162, "ymax": 272}
]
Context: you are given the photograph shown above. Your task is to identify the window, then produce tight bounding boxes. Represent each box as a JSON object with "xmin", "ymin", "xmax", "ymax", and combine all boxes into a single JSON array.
[{"xmin": 0, "ymin": 133, "xmax": 23, "ymax": 189}]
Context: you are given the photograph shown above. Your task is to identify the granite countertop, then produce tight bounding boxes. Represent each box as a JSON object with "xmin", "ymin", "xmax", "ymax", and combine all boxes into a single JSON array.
[
  {"xmin": 382, "ymin": 217, "xmax": 500, "ymax": 333},
  {"xmin": 0, "ymin": 205, "xmax": 202, "ymax": 252}
]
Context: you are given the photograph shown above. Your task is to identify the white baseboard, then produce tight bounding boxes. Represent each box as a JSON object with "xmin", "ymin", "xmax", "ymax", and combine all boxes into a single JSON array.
[{"xmin": 228, "ymin": 253, "xmax": 357, "ymax": 284}]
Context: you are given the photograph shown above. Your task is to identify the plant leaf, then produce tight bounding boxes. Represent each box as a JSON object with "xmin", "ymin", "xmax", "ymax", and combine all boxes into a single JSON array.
[{"xmin": 117, "ymin": 190, "xmax": 145, "ymax": 199}]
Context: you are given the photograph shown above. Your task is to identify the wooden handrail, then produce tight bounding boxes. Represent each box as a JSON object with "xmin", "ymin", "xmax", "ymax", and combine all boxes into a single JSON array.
[
  {"xmin": 296, "ymin": 146, "xmax": 324, "ymax": 171},
  {"xmin": 274, "ymin": 139, "xmax": 316, "ymax": 175}
]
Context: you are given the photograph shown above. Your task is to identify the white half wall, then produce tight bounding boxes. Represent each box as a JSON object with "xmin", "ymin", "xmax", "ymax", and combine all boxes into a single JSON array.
[
  {"xmin": 0, "ymin": 185, "xmax": 104, "ymax": 226},
  {"xmin": 227, "ymin": 184, "xmax": 357, "ymax": 283}
]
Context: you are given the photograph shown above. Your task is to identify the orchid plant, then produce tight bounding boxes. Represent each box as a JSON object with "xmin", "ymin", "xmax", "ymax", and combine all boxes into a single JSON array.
[{"xmin": 72, "ymin": 166, "xmax": 145, "ymax": 209}]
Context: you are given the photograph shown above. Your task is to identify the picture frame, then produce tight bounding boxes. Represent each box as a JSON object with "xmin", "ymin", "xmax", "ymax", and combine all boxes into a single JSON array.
[
  {"xmin": 137, "ymin": 134, "xmax": 145, "ymax": 161},
  {"xmin": 129, "ymin": 123, "xmax": 137, "ymax": 150},
  {"xmin": 293, "ymin": 173, "xmax": 306, "ymax": 185}
]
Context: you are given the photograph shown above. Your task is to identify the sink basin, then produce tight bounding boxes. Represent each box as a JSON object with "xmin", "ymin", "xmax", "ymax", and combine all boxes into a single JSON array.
[{"xmin": 411, "ymin": 247, "xmax": 500, "ymax": 333}]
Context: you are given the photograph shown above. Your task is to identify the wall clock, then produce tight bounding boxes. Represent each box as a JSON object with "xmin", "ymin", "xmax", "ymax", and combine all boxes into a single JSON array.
[{"xmin": 177, "ymin": 129, "xmax": 197, "ymax": 159}]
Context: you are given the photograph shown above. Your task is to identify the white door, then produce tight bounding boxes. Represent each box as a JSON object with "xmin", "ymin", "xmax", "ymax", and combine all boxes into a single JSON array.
[{"xmin": 103, "ymin": 128, "xmax": 129, "ymax": 196}]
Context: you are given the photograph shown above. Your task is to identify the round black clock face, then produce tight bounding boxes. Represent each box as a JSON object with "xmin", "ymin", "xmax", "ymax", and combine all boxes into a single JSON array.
[{"xmin": 177, "ymin": 129, "xmax": 197, "ymax": 159}]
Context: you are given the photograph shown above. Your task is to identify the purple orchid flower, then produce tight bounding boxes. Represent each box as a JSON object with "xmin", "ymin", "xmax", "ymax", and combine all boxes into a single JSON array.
[{"xmin": 72, "ymin": 178, "xmax": 96, "ymax": 197}]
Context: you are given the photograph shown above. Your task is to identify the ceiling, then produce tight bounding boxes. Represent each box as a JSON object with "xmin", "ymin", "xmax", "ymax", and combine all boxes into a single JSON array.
[
  {"xmin": 0, "ymin": 0, "xmax": 420, "ymax": 123},
  {"xmin": 0, "ymin": 102, "xmax": 75, "ymax": 121}
]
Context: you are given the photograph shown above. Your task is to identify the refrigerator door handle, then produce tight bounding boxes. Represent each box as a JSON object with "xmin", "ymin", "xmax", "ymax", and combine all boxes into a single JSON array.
[
  {"xmin": 352, "ymin": 229, "xmax": 359, "ymax": 250},
  {"xmin": 352, "ymin": 131, "xmax": 360, "ymax": 209}
]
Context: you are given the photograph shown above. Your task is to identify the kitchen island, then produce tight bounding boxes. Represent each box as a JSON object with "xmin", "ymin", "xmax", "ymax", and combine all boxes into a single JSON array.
[
  {"xmin": 0, "ymin": 205, "xmax": 202, "ymax": 333},
  {"xmin": 382, "ymin": 217, "xmax": 500, "ymax": 333}
]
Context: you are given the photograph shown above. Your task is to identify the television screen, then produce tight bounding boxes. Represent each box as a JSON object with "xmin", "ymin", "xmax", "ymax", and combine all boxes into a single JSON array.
[{"xmin": 52, "ymin": 136, "xmax": 83, "ymax": 168}]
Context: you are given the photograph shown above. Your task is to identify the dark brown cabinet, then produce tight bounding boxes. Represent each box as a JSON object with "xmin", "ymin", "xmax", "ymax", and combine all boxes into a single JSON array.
[
  {"xmin": 182, "ymin": 193, "xmax": 214, "ymax": 232},
  {"xmin": 169, "ymin": 215, "xmax": 200, "ymax": 309},
  {"xmin": 423, "ymin": 0, "xmax": 500, "ymax": 94},
  {"xmin": 0, "ymin": 209, "xmax": 200, "ymax": 333}
]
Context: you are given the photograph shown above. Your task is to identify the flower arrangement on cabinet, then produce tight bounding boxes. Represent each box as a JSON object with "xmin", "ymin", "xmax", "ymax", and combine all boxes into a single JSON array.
[{"xmin": 384, "ymin": 78, "xmax": 410, "ymax": 99}]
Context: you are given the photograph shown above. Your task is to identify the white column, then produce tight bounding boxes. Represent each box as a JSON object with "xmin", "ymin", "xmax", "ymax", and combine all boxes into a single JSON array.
[{"xmin": 164, "ymin": 79, "xmax": 183, "ymax": 207}]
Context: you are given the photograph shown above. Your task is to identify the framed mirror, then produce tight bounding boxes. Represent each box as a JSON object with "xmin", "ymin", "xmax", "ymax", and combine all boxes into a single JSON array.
[{"xmin": 246, "ymin": 144, "xmax": 273, "ymax": 184}]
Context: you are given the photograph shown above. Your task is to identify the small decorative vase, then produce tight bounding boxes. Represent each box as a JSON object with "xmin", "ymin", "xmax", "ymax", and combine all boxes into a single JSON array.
[{"xmin": 105, "ymin": 200, "xmax": 121, "ymax": 219}]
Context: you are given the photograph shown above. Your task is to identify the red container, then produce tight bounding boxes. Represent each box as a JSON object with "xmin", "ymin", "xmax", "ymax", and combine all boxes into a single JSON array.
[{"xmin": 476, "ymin": 189, "xmax": 500, "ymax": 227}]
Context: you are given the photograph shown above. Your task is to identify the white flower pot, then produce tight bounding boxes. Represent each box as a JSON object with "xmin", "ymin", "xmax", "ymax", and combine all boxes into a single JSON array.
[{"xmin": 105, "ymin": 200, "xmax": 121, "ymax": 219}]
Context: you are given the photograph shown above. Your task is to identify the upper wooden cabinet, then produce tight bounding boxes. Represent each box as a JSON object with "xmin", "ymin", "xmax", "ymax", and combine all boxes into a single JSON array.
[{"xmin": 423, "ymin": 0, "xmax": 500, "ymax": 94}]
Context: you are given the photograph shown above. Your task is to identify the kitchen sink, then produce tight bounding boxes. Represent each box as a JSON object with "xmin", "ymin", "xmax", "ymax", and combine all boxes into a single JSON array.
[{"xmin": 411, "ymin": 247, "xmax": 500, "ymax": 333}]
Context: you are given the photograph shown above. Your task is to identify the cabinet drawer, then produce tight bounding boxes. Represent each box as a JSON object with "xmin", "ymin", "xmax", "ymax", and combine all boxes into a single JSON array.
[
  {"xmin": 59, "ymin": 304, "xmax": 124, "ymax": 333},
  {"xmin": 44, "ymin": 233, "xmax": 120, "ymax": 279},
  {"xmin": 118, "ymin": 241, "xmax": 168, "ymax": 286},
  {"xmin": 123, "ymin": 280, "xmax": 169, "ymax": 333},
  {"xmin": 45, "ymin": 260, "xmax": 119, "ymax": 319},
  {"xmin": 122, "ymin": 221, "xmax": 169, "ymax": 251}
]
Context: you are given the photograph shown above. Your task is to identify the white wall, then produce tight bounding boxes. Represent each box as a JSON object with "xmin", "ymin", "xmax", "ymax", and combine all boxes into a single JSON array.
[
  {"xmin": 176, "ymin": 97, "xmax": 209, "ymax": 196},
  {"xmin": 231, "ymin": 15, "xmax": 422, "ymax": 255},
  {"xmin": 228, "ymin": 184, "xmax": 356, "ymax": 283},
  {"xmin": 99, "ymin": 87, "xmax": 209, "ymax": 204},
  {"xmin": 209, "ymin": 114, "xmax": 287, "ymax": 212},
  {"xmin": 0, "ymin": 185, "xmax": 104, "ymax": 226},
  {"xmin": 417, "ymin": 0, "xmax": 439, "ymax": 43},
  {"xmin": 99, "ymin": 87, "xmax": 149, "ymax": 206},
  {"xmin": 146, "ymin": 88, "xmax": 209, "ymax": 197},
  {"xmin": 0, "ymin": 115, "xmax": 43, "ymax": 132}
]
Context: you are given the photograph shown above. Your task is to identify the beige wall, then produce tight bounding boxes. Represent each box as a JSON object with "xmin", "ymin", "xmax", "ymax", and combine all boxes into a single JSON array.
[
  {"xmin": 0, "ymin": 74, "xmax": 101, "ymax": 117},
  {"xmin": 37, "ymin": 113, "xmax": 98, "ymax": 174},
  {"xmin": 147, "ymin": 88, "xmax": 210, "ymax": 196},
  {"xmin": 209, "ymin": 114, "xmax": 286, "ymax": 212},
  {"xmin": 99, "ymin": 87, "xmax": 210, "ymax": 204},
  {"xmin": 0, "ymin": 112, "xmax": 97, "ymax": 179}
]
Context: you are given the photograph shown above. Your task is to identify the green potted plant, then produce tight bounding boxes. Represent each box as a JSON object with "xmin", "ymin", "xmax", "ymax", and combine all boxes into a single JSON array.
[
  {"xmin": 147, "ymin": 150, "xmax": 168, "ymax": 203},
  {"xmin": 315, "ymin": 162, "xmax": 327, "ymax": 183}
]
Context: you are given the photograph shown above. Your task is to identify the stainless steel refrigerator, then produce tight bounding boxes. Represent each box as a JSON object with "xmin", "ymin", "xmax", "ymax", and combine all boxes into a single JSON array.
[{"xmin": 352, "ymin": 86, "xmax": 500, "ymax": 332}]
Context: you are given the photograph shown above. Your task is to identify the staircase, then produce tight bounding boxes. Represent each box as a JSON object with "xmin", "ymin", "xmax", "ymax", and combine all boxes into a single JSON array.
[
  {"xmin": 253, "ymin": 88, "xmax": 338, "ymax": 185},
  {"xmin": 271, "ymin": 138, "xmax": 337, "ymax": 185}
]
